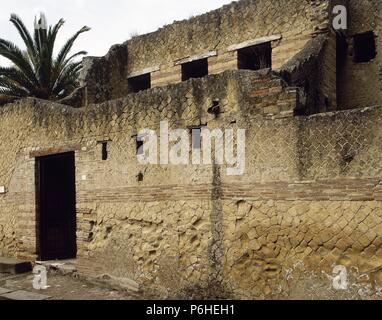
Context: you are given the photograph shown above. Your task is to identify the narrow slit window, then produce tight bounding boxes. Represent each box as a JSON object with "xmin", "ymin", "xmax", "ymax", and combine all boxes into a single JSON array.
[
  {"xmin": 353, "ymin": 31, "xmax": 376, "ymax": 63},
  {"xmin": 128, "ymin": 73, "xmax": 151, "ymax": 93},
  {"xmin": 237, "ymin": 42, "xmax": 272, "ymax": 71},
  {"xmin": 101, "ymin": 142, "xmax": 108, "ymax": 161},
  {"xmin": 136, "ymin": 136, "xmax": 144, "ymax": 155},
  {"xmin": 181, "ymin": 59, "xmax": 208, "ymax": 81}
]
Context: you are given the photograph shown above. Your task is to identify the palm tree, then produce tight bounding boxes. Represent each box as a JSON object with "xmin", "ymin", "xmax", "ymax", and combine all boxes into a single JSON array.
[{"xmin": 0, "ymin": 13, "xmax": 90, "ymax": 101}]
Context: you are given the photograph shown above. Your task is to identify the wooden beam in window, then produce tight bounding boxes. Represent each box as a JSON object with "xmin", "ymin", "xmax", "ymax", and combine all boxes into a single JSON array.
[
  {"xmin": 174, "ymin": 51, "xmax": 217, "ymax": 66},
  {"xmin": 127, "ymin": 66, "xmax": 160, "ymax": 79},
  {"xmin": 227, "ymin": 35, "xmax": 282, "ymax": 52}
]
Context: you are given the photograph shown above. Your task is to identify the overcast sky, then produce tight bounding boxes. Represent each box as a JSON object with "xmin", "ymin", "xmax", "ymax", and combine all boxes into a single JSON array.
[{"xmin": 0, "ymin": 0, "xmax": 234, "ymax": 66}]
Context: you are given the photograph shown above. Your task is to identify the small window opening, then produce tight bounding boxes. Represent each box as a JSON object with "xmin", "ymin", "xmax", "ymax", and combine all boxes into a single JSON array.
[
  {"xmin": 208, "ymin": 100, "xmax": 221, "ymax": 117},
  {"xmin": 137, "ymin": 172, "xmax": 144, "ymax": 182},
  {"xmin": 136, "ymin": 135, "xmax": 144, "ymax": 155},
  {"xmin": 182, "ymin": 59, "xmax": 208, "ymax": 81},
  {"xmin": 238, "ymin": 42, "xmax": 272, "ymax": 71},
  {"xmin": 88, "ymin": 232, "xmax": 94, "ymax": 242},
  {"xmin": 353, "ymin": 31, "xmax": 376, "ymax": 63},
  {"xmin": 101, "ymin": 142, "xmax": 108, "ymax": 161},
  {"xmin": 128, "ymin": 73, "xmax": 151, "ymax": 93}
]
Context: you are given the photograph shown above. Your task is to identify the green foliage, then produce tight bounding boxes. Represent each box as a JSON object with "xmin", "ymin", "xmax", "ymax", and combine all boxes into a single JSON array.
[{"xmin": 0, "ymin": 13, "xmax": 90, "ymax": 100}]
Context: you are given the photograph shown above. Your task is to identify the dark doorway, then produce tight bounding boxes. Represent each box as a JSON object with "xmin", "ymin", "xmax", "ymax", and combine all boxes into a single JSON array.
[{"xmin": 36, "ymin": 152, "xmax": 76, "ymax": 261}]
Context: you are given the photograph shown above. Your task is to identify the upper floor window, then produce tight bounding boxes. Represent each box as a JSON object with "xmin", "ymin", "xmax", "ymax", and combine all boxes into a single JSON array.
[
  {"xmin": 353, "ymin": 31, "xmax": 376, "ymax": 63},
  {"xmin": 238, "ymin": 42, "xmax": 272, "ymax": 71},
  {"xmin": 128, "ymin": 73, "xmax": 151, "ymax": 93},
  {"xmin": 181, "ymin": 58, "xmax": 208, "ymax": 81},
  {"xmin": 136, "ymin": 135, "xmax": 144, "ymax": 155}
]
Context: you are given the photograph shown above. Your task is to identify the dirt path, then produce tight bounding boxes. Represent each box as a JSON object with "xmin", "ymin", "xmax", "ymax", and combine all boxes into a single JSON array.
[{"xmin": 0, "ymin": 272, "xmax": 138, "ymax": 300}]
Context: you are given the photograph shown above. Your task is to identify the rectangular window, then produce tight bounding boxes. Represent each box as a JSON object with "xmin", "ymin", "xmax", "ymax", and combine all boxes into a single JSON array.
[
  {"xmin": 128, "ymin": 73, "xmax": 151, "ymax": 93},
  {"xmin": 136, "ymin": 135, "xmax": 144, "ymax": 155},
  {"xmin": 181, "ymin": 58, "xmax": 208, "ymax": 81},
  {"xmin": 237, "ymin": 42, "xmax": 272, "ymax": 71},
  {"xmin": 101, "ymin": 142, "xmax": 108, "ymax": 161},
  {"xmin": 353, "ymin": 31, "xmax": 376, "ymax": 63}
]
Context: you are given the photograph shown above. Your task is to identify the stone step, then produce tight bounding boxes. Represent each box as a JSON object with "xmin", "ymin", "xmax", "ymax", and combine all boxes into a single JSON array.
[
  {"xmin": 0, "ymin": 257, "xmax": 32, "ymax": 274},
  {"xmin": 0, "ymin": 287, "xmax": 12, "ymax": 295},
  {"xmin": 0, "ymin": 289, "xmax": 51, "ymax": 300}
]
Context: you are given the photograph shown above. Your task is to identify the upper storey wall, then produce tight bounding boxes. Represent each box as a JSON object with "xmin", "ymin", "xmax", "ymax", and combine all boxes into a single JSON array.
[
  {"xmin": 128, "ymin": 0, "xmax": 336, "ymax": 88},
  {"xmin": 337, "ymin": 0, "xmax": 382, "ymax": 109},
  {"xmin": 127, "ymin": 0, "xmax": 323, "ymax": 76},
  {"xmin": 78, "ymin": 0, "xmax": 334, "ymax": 106}
]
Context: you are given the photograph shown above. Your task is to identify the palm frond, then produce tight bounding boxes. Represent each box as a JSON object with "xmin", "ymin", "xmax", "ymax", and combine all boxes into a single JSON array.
[
  {"xmin": 0, "ymin": 38, "xmax": 38, "ymax": 86},
  {"xmin": 10, "ymin": 14, "xmax": 37, "ymax": 67},
  {"xmin": 48, "ymin": 18, "xmax": 65, "ymax": 51},
  {"xmin": 52, "ymin": 61, "xmax": 82, "ymax": 95},
  {"xmin": 0, "ymin": 14, "xmax": 89, "ymax": 101},
  {"xmin": 0, "ymin": 76, "xmax": 29, "ymax": 97},
  {"xmin": 55, "ymin": 26, "xmax": 90, "ymax": 68},
  {"xmin": 0, "ymin": 66, "xmax": 36, "ymax": 93}
]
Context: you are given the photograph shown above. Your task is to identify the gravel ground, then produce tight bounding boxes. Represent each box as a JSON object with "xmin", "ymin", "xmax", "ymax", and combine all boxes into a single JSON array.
[
  {"xmin": 1, "ymin": 269, "xmax": 382, "ymax": 300},
  {"xmin": 0, "ymin": 272, "xmax": 138, "ymax": 300}
]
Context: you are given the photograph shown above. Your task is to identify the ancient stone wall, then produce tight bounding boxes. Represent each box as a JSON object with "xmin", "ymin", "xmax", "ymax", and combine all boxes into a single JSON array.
[
  {"xmin": 78, "ymin": 0, "xmax": 336, "ymax": 109},
  {"xmin": 337, "ymin": 0, "xmax": 382, "ymax": 109},
  {"xmin": 0, "ymin": 70, "xmax": 381, "ymax": 298},
  {"xmin": 279, "ymin": 33, "xmax": 337, "ymax": 115},
  {"xmin": 80, "ymin": 44, "xmax": 129, "ymax": 105},
  {"xmin": 127, "ymin": 0, "xmax": 320, "ymax": 83}
]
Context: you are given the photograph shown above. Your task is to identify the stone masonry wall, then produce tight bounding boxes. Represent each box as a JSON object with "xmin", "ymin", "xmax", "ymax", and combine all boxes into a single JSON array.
[
  {"xmin": 127, "ymin": 0, "xmax": 323, "ymax": 84},
  {"xmin": 79, "ymin": 0, "xmax": 336, "ymax": 107},
  {"xmin": 279, "ymin": 33, "xmax": 337, "ymax": 115},
  {"xmin": 0, "ymin": 70, "xmax": 381, "ymax": 298},
  {"xmin": 338, "ymin": 0, "xmax": 382, "ymax": 109}
]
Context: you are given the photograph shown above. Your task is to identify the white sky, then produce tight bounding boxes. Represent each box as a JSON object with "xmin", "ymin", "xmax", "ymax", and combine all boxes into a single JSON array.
[{"xmin": 0, "ymin": 0, "xmax": 234, "ymax": 66}]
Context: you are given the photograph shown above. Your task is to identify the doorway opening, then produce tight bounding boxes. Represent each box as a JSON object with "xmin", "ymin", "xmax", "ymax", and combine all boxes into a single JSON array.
[{"xmin": 36, "ymin": 152, "xmax": 76, "ymax": 261}]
